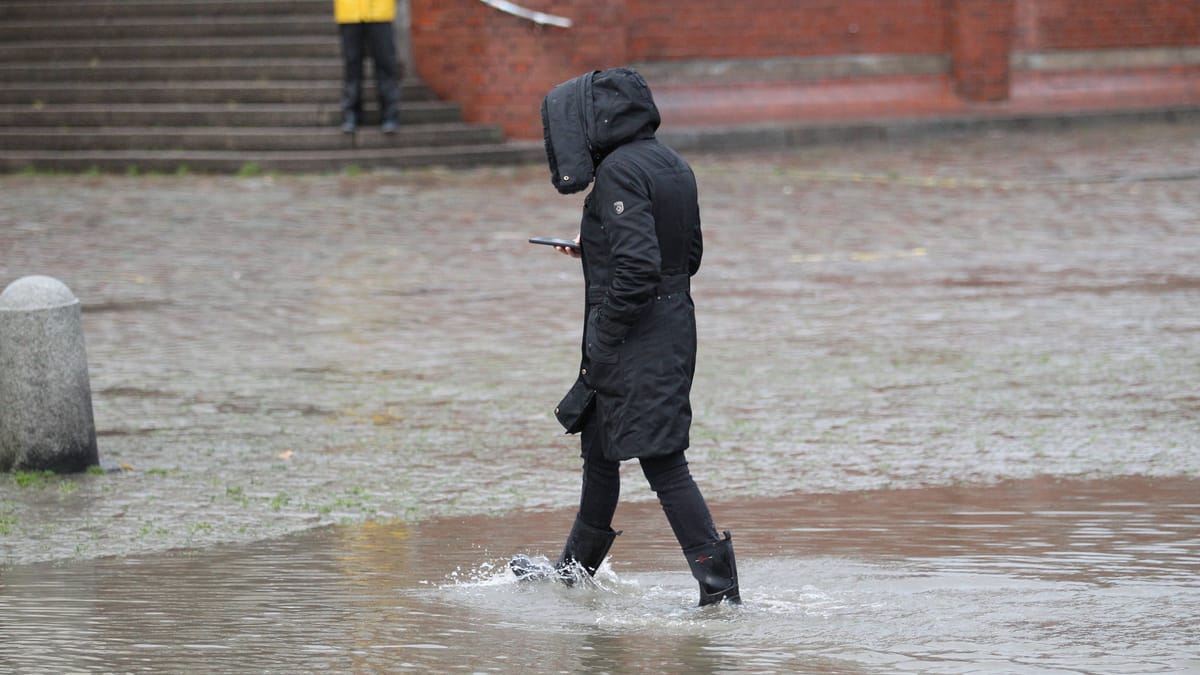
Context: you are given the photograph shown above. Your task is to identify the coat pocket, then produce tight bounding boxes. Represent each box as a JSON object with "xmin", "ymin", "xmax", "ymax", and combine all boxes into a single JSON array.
[
  {"xmin": 585, "ymin": 308, "xmax": 627, "ymax": 393},
  {"xmin": 555, "ymin": 376, "xmax": 596, "ymax": 434}
]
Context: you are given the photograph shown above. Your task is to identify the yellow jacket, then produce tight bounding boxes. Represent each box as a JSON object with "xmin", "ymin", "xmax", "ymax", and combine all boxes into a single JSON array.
[{"xmin": 334, "ymin": 0, "xmax": 395, "ymax": 24}]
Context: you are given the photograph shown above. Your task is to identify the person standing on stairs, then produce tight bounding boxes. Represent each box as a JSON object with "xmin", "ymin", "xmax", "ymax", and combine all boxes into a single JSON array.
[
  {"xmin": 334, "ymin": 0, "xmax": 402, "ymax": 134},
  {"xmin": 509, "ymin": 68, "xmax": 741, "ymax": 607}
]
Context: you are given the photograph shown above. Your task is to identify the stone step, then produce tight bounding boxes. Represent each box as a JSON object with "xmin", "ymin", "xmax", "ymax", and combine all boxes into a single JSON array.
[
  {"xmin": 0, "ymin": 0, "xmax": 526, "ymax": 174},
  {"xmin": 0, "ymin": 81, "xmax": 435, "ymax": 106},
  {"xmin": 0, "ymin": 0, "xmax": 329, "ymax": 21},
  {"xmin": 0, "ymin": 124, "xmax": 505, "ymax": 152},
  {"xmin": 0, "ymin": 36, "xmax": 339, "ymax": 62},
  {"xmin": 0, "ymin": 102, "xmax": 461, "ymax": 128},
  {"xmin": 0, "ymin": 142, "xmax": 545, "ymax": 174},
  {"xmin": 0, "ymin": 16, "xmax": 331, "ymax": 42},
  {"xmin": 0, "ymin": 59, "xmax": 348, "ymax": 82}
]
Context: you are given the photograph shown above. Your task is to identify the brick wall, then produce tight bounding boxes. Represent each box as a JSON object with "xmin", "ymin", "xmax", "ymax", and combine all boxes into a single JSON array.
[
  {"xmin": 625, "ymin": 0, "xmax": 949, "ymax": 60},
  {"xmin": 1014, "ymin": 0, "xmax": 1200, "ymax": 50},
  {"xmin": 410, "ymin": 0, "xmax": 628, "ymax": 139},
  {"xmin": 951, "ymin": 0, "xmax": 1017, "ymax": 102},
  {"xmin": 411, "ymin": 0, "xmax": 1200, "ymax": 138}
]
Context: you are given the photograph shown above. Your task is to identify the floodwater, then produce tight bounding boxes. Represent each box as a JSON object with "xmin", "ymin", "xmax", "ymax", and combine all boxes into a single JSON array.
[
  {"xmin": 2, "ymin": 123, "xmax": 1199, "ymax": 672},
  {"xmin": 3, "ymin": 476, "xmax": 1197, "ymax": 673}
]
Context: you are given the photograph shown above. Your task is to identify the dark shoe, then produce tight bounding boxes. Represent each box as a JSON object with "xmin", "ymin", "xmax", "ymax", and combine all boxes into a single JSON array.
[
  {"xmin": 510, "ymin": 515, "xmax": 620, "ymax": 585},
  {"xmin": 380, "ymin": 119, "xmax": 398, "ymax": 134},
  {"xmin": 684, "ymin": 531, "xmax": 741, "ymax": 606},
  {"xmin": 557, "ymin": 516, "xmax": 620, "ymax": 583},
  {"xmin": 508, "ymin": 554, "xmax": 559, "ymax": 581},
  {"xmin": 341, "ymin": 113, "xmax": 357, "ymax": 134}
]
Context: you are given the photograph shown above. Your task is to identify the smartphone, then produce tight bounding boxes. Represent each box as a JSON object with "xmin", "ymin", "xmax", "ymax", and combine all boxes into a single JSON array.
[{"xmin": 528, "ymin": 236, "xmax": 581, "ymax": 252}]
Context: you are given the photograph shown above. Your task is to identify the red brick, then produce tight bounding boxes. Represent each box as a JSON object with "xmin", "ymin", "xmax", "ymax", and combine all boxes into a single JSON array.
[
  {"xmin": 412, "ymin": 0, "xmax": 1200, "ymax": 138},
  {"xmin": 1015, "ymin": 0, "xmax": 1200, "ymax": 50}
]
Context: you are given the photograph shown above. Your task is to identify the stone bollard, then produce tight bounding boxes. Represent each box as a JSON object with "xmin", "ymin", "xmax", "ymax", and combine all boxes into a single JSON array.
[{"xmin": 0, "ymin": 276, "xmax": 99, "ymax": 473}]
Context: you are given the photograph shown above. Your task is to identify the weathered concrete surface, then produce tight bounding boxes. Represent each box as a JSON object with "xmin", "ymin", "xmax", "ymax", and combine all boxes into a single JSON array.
[
  {"xmin": 0, "ymin": 276, "xmax": 99, "ymax": 473},
  {"xmin": 0, "ymin": 120, "xmax": 1197, "ymax": 564}
]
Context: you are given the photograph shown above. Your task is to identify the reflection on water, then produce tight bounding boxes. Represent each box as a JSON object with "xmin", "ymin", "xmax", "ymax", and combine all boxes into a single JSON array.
[{"xmin": 2, "ymin": 476, "xmax": 1198, "ymax": 673}]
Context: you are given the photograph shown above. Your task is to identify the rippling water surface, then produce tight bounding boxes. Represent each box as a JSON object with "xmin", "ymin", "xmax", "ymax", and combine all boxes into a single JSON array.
[{"xmin": 3, "ymin": 476, "xmax": 1197, "ymax": 673}]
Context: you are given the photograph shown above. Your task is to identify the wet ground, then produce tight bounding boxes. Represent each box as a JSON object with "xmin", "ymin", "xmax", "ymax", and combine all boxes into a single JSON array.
[
  {"xmin": 1, "ymin": 121, "xmax": 1199, "ymax": 670},
  {"xmin": 2, "ymin": 476, "xmax": 1197, "ymax": 673}
]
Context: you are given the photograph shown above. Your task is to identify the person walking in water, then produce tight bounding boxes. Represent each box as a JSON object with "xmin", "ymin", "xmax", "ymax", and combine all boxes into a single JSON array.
[{"xmin": 510, "ymin": 68, "xmax": 741, "ymax": 606}]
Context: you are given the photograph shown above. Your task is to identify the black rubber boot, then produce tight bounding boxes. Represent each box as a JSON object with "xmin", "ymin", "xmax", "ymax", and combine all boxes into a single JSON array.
[
  {"xmin": 510, "ymin": 515, "xmax": 620, "ymax": 584},
  {"xmin": 684, "ymin": 531, "xmax": 741, "ymax": 606}
]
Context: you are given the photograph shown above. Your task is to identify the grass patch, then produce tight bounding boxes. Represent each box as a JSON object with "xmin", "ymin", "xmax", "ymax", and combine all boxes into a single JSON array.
[
  {"xmin": 222, "ymin": 484, "xmax": 251, "ymax": 507},
  {"xmin": 12, "ymin": 470, "xmax": 55, "ymax": 489},
  {"xmin": 138, "ymin": 521, "xmax": 171, "ymax": 539},
  {"xmin": 0, "ymin": 502, "xmax": 16, "ymax": 535},
  {"xmin": 236, "ymin": 162, "xmax": 263, "ymax": 178},
  {"xmin": 15, "ymin": 165, "xmax": 67, "ymax": 177}
]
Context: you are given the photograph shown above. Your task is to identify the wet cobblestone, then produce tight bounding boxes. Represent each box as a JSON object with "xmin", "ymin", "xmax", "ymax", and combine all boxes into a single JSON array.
[{"xmin": 2, "ymin": 121, "xmax": 1198, "ymax": 564}]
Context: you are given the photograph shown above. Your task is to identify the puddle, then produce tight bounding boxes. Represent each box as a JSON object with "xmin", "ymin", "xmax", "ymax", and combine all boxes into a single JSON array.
[
  {"xmin": 2, "ymin": 476, "xmax": 1197, "ymax": 673},
  {"xmin": 2, "ymin": 128, "xmax": 1199, "ymax": 670}
]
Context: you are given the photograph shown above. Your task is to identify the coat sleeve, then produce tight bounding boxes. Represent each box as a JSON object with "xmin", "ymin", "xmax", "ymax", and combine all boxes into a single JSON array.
[{"xmin": 592, "ymin": 158, "xmax": 661, "ymax": 347}]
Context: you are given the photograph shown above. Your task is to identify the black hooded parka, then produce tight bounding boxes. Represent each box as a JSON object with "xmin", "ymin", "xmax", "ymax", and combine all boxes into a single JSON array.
[{"xmin": 543, "ymin": 68, "xmax": 703, "ymax": 462}]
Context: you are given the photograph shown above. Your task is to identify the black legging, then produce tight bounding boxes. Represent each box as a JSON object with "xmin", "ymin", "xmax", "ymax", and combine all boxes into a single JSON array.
[{"xmin": 577, "ymin": 409, "xmax": 719, "ymax": 551}]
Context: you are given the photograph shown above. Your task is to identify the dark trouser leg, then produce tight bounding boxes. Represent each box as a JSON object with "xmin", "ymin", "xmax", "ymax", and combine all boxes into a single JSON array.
[
  {"xmin": 639, "ymin": 451, "xmax": 719, "ymax": 550},
  {"xmin": 364, "ymin": 21, "xmax": 402, "ymax": 125},
  {"xmin": 557, "ymin": 404, "xmax": 621, "ymax": 578},
  {"xmin": 642, "ymin": 452, "xmax": 740, "ymax": 605},
  {"xmin": 339, "ymin": 23, "xmax": 365, "ymax": 123},
  {"xmin": 510, "ymin": 405, "xmax": 620, "ymax": 582},
  {"xmin": 577, "ymin": 408, "xmax": 620, "ymax": 531}
]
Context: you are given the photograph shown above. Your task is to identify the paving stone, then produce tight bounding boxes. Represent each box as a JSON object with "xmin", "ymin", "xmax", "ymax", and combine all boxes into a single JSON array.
[{"xmin": 0, "ymin": 120, "xmax": 1197, "ymax": 563}]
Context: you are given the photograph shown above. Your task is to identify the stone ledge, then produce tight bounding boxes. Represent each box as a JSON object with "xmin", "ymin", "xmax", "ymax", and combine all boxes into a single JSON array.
[
  {"xmin": 633, "ymin": 54, "xmax": 951, "ymax": 85},
  {"xmin": 1014, "ymin": 46, "xmax": 1200, "ymax": 71},
  {"xmin": 659, "ymin": 106, "xmax": 1200, "ymax": 155}
]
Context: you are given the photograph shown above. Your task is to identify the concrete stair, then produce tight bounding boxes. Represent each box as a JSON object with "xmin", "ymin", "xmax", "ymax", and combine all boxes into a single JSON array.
[{"xmin": 0, "ymin": 0, "xmax": 540, "ymax": 173}]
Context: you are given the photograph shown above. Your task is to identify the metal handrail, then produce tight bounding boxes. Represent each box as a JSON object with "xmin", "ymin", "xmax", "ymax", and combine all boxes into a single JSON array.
[{"xmin": 477, "ymin": 0, "xmax": 572, "ymax": 28}]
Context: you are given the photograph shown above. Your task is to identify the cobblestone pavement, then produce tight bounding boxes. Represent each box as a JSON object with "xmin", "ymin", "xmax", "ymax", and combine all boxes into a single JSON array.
[{"xmin": 2, "ymin": 121, "xmax": 1198, "ymax": 564}]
